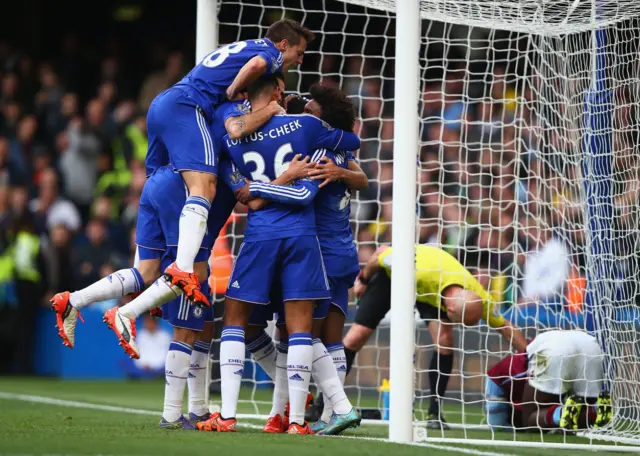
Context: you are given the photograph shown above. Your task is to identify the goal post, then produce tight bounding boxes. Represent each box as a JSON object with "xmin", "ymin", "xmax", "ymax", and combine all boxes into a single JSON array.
[
  {"xmin": 388, "ymin": 0, "xmax": 419, "ymax": 444},
  {"xmin": 203, "ymin": 0, "xmax": 640, "ymax": 450}
]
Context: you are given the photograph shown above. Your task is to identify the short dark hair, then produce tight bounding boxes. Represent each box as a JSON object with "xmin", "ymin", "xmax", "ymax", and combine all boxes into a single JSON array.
[
  {"xmin": 265, "ymin": 19, "xmax": 315, "ymax": 45},
  {"xmin": 247, "ymin": 72, "xmax": 284, "ymax": 100},
  {"xmin": 309, "ymin": 83, "xmax": 356, "ymax": 131}
]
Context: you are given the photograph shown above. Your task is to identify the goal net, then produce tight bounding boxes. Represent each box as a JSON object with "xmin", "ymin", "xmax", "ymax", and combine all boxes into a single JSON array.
[{"xmin": 208, "ymin": 0, "xmax": 640, "ymax": 448}]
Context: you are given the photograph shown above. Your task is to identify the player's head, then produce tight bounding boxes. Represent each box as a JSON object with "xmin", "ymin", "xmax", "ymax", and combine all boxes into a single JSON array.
[
  {"xmin": 265, "ymin": 19, "xmax": 315, "ymax": 69},
  {"xmin": 247, "ymin": 72, "xmax": 285, "ymax": 106},
  {"xmin": 304, "ymin": 83, "xmax": 356, "ymax": 131},
  {"xmin": 443, "ymin": 286, "xmax": 484, "ymax": 326}
]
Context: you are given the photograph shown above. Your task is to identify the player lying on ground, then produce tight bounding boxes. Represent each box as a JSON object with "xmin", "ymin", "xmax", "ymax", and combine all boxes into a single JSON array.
[
  {"xmin": 223, "ymin": 85, "xmax": 367, "ymax": 435},
  {"xmin": 486, "ymin": 329, "xmax": 612, "ymax": 431},
  {"xmin": 196, "ymin": 74, "xmax": 361, "ymax": 435},
  {"xmin": 343, "ymin": 244, "xmax": 528, "ymax": 429},
  {"xmin": 50, "ymin": 92, "xmax": 287, "ymax": 349},
  {"xmin": 146, "ymin": 19, "xmax": 313, "ymax": 309}
]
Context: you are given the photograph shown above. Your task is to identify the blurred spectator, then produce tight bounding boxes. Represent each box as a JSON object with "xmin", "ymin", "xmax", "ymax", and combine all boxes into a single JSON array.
[
  {"xmin": 58, "ymin": 117, "xmax": 101, "ymax": 218},
  {"xmin": 29, "ymin": 168, "xmax": 81, "ymax": 234},
  {"xmin": 519, "ymin": 216, "xmax": 571, "ymax": 305},
  {"xmin": 137, "ymin": 51, "xmax": 185, "ymax": 112},
  {"xmin": 72, "ymin": 218, "xmax": 125, "ymax": 291}
]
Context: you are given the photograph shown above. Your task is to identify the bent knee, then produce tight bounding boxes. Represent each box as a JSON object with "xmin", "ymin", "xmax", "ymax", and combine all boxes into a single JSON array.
[
  {"xmin": 137, "ymin": 259, "xmax": 161, "ymax": 286},
  {"xmin": 343, "ymin": 324, "xmax": 373, "ymax": 352}
]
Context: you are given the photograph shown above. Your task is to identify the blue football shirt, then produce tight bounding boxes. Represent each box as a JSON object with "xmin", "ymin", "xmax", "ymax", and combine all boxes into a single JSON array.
[
  {"xmin": 176, "ymin": 39, "xmax": 283, "ymax": 119},
  {"xmin": 222, "ymin": 114, "xmax": 361, "ymax": 242}
]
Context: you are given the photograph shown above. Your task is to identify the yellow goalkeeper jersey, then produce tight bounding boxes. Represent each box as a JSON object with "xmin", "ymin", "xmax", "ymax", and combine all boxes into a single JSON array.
[{"xmin": 377, "ymin": 244, "xmax": 506, "ymax": 328}]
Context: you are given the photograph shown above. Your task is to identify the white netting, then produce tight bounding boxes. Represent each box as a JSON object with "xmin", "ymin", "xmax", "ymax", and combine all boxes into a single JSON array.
[
  {"xmin": 208, "ymin": 0, "xmax": 640, "ymax": 448},
  {"xmin": 342, "ymin": 0, "xmax": 640, "ymax": 35}
]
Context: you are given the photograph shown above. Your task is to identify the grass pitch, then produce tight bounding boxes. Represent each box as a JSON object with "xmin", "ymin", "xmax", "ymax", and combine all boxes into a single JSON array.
[{"xmin": 0, "ymin": 377, "xmax": 635, "ymax": 455}]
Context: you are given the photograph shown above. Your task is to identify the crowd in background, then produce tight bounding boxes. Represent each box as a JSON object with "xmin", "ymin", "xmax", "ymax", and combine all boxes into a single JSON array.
[{"xmin": 1, "ymin": 28, "xmax": 638, "ymax": 373}]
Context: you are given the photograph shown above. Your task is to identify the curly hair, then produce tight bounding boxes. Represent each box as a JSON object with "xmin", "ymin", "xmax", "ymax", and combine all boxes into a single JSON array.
[{"xmin": 308, "ymin": 83, "xmax": 356, "ymax": 132}]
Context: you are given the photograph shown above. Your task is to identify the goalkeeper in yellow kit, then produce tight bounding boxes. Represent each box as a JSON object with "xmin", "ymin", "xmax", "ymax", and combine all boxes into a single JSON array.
[{"xmin": 342, "ymin": 244, "xmax": 527, "ymax": 429}]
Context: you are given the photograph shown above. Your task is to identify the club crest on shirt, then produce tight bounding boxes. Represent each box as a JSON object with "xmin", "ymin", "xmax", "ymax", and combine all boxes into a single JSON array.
[
  {"xmin": 236, "ymin": 103, "xmax": 250, "ymax": 115},
  {"xmin": 193, "ymin": 306, "xmax": 203, "ymax": 319},
  {"xmin": 229, "ymin": 166, "xmax": 244, "ymax": 185}
]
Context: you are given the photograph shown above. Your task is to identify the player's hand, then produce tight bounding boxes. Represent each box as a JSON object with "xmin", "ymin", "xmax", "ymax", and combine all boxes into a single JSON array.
[
  {"xmin": 226, "ymin": 85, "xmax": 239, "ymax": 100},
  {"xmin": 284, "ymin": 94, "xmax": 298, "ymax": 111},
  {"xmin": 354, "ymin": 278, "xmax": 368, "ymax": 298},
  {"xmin": 234, "ymin": 181, "xmax": 252, "ymax": 205},
  {"xmin": 308, "ymin": 156, "xmax": 343, "ymax": 188},
  {"xmin": 269, "ymin": 100, "xmax": 286, "ymax": 116},
  {"xmin": 284, "ymin": 154, "xmax": 314, "ymax": 181}
]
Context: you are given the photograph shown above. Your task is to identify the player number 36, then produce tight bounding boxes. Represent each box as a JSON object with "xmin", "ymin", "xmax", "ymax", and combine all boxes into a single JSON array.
[{"xmin": 242, "ymin": 143, "xmax": 295, "ymax": 183}]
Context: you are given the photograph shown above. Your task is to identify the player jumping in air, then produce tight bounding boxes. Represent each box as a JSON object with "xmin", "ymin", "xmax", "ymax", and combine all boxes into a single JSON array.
[
  {"xmin": 195, "ymin": 73, "xmax": 360, "ymax": 435},
  {"xmin": 486, "ymin": 329, "xmax": 612, "ymax": 432},
  {"xmin": 344, "ymin": 244, "xmax": 528, "ymax": 429},
  {"xmin": 146, "ymin": 19, "xmax": 314, "ymax": 309},
  {"xmin": 49, "ymin": 85, "xmax": 288, "ymax": 350}
]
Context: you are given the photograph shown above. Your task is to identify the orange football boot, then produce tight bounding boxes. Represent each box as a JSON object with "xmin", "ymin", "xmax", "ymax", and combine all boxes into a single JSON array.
[
  {"xmin": 284, "ymin": 392, "xmax": 314, "ymax": 429},
  {"xmin": 50, "ymin": 291, "xmax": 84, "ymax": 348},
  {"xmin": 263, "ymin": 414, "xmax": 286, "ymax": 433},
  {"xmin": 287, "ymin": 422, "xmax": 314, "ymax": 435},
  {"xmin": 164, "ymin": 262, "xmax": 210, "ymax": 307},
  {"xmin": 103, "ymin": 307, "xmax": 140, "ymax": 359},
  {"xmin": 196, "ymin": 412, "xmax": 237, "ymax": 432}
]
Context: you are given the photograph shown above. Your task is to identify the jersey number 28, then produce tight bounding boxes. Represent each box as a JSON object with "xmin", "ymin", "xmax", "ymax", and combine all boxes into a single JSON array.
[{"xmin": 202, "ymin": 42, "xmax": 248, "ymax": 68}]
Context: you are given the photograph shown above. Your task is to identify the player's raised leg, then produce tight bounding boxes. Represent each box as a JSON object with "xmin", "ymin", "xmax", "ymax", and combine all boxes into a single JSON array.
[
  {"xmin": 147, "ymin": 90, "xmax": 215, "ymax": 307},
  {"xmin": 51, "ymin": 250, "xmax": 154, "ymax": 349}
]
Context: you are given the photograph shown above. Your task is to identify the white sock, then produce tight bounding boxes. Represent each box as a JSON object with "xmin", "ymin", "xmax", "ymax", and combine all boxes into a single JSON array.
[
  {"xmin": 69, "ymin": 268, "xmax": 144, "ymax": 309},
  {"xmin": 321, "ymin": 342, "xmax": 349, "ymax": 421},
  {"xmin": 287, "ymin": 333, "xmax": 313, "ymax": 425},
  {"xmin": 220, "ymin": 326, "xmax": 245, "ymax": 419},
  {"xmin": 119, "ymin": 277, "xmax": 180, "ymax": 319},
  {"xmin": 312, "ymin": 339, "xmax": 352, "ymax": 417},
  {"xmin": 269, "ymin": 342, "xmax": 289, "ymax": 418},
  {"xmin": 176, "ymin": 196, "xmax": 210, "ymax": 273},
  {"xmin": 188, "ymin": 340, "xmax": 210, "ymax": 416},
  {"xmin": 163, "ymin": 341, "xmax": 192, "ymax": 422},
  {"xmin": 247, "ymin": 330, "xmax": 276, "ymax": 380}
]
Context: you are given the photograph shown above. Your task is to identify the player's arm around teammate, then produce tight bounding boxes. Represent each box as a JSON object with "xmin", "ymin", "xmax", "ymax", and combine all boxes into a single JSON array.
[{"xmin": 161, "ymin": 20, "xmax": 313, "ymax": 308}]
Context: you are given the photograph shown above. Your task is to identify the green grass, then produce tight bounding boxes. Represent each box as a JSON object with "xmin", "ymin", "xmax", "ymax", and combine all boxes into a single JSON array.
[{"xmin": 0, "ymin": 377, "xmax": 635, "ymax": 456}]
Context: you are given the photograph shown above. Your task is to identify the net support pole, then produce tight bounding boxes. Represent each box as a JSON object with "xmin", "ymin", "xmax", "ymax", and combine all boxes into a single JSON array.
[
  {"xmin": 196, "ymin": 0, "xmax": 218, "ymax": 64},
  {"xmin": 582, "ymin": 1, "xmax": 613, "ymax": 377},
  {"xmin": 389, "ymin": 0, "xmax": 419, "ymax": 444}
]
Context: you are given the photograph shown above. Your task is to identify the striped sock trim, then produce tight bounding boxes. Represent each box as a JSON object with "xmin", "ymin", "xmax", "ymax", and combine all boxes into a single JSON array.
[
  {"xmin": 289, "ymin": 332, "xmax": 312, "ymax": 347},
  {"xmin": 193, "ymin": 340, "xmax": 210, "ymax": 353},
  {"xmin": 277, "ymin": 342, "xmax": 289, "ymax": 354},
  {"xmin": 185, "ymin": 195, "xmax": 211, "ymax": 211},
  {"xmin": 325, "ymin": 342, "xmax": 344, "ymax": 353},
  {"xmin": 221, "ymin": 326, "xmax": 244, "ymax": 343},
  {"xmin": 130, "ymin": 267, "xmax": 144, "ymax": 293},
  {"xmin": 312, "ymin": 338, "xmax": 322, "ymax": 345},
  {"xmin": 169, "ymin": 340, "xmax": 193, "ymax": 355},
  {"xmin": 246, "ymin": 331, "xmax": 273, "ymax": 353}
]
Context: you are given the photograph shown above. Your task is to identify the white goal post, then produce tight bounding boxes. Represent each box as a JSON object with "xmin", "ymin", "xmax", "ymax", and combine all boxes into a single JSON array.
[{"xmin": 198, "ymin": 0, "xmax": 640, "ymax": 451}]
